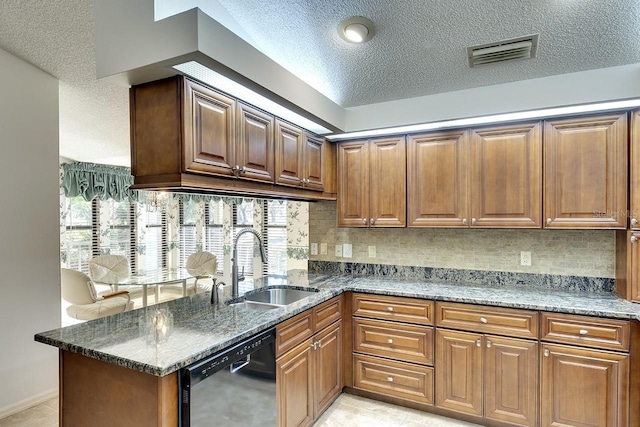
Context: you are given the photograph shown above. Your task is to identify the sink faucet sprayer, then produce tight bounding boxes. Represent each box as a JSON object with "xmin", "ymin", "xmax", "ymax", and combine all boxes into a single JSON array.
[{"xmin": 231, "ymin": 229, "xmax": 267, "ymax": 299}]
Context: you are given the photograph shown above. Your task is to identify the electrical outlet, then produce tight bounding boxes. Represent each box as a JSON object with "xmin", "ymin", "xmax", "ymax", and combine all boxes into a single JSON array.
[
  {"xmin": 320, "ymin": 243, "xmax": 327, "ymax": 255},
  {"xmin": 335, "ymin": 245, "xmax": 342, "ymax": 257},
  {"xmin": 520, "ymin": 251, "xmax": 532, "ymax": 266},
  {"xmin": 368, "ymin": 246, "xmax": 376, "ymax": 257},
  {"xmin": 310, "ymin": 243, "xmax": 318, "ymax": 256},
  {"xmin": 343, "ymin": 243, "xmax": 353, "ymax": 258}
]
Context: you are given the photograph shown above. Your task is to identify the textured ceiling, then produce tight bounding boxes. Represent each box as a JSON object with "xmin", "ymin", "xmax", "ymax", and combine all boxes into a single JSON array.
[
  {"xmin": 216, "ymin": 0, "xmax": 640, "ymax": 107},
  {"xmin": 0, "ymin": 0, "xmax": 639, "ymax": 166}
]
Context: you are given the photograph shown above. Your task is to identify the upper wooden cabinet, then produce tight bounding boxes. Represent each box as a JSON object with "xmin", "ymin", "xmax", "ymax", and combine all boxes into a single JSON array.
[
  {"xmin": 544, "ymin": 113, "xmax": 628, "ymax": 229},
  {"xmin": 337, "ymin": 137, "xmax": 407, "ymax": 227},
  {"xmin": 130, "ymin": 75, "xmax": 335, "ymax": 200},
  {"xmin": 275, "ymin": 120, "xmax": 329, "ymax": 192},
  {"xmin": 630, "ymin": 110, "xmax": 640, "ymax": 229},
  {"xmin": 407, "ymin": 122, "xmax": 542, "ymax": 228}
]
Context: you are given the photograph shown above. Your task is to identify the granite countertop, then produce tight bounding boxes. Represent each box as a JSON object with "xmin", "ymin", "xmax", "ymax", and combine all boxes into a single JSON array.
[{"xmin": 35, "ymin": 271, "xmax": 640, "ymax": 377}]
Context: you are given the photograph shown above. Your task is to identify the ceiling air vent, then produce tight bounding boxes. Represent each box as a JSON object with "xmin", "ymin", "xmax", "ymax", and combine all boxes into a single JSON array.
[{"xmin": 467, "ymin": 34, "xmax": 538, "ymax": 67}]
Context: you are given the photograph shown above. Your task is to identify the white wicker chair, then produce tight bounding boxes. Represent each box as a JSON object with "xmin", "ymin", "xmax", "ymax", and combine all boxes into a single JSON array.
[{"xmin": 88, "ymin": 254, "xmax": 154, "ymax": 299}]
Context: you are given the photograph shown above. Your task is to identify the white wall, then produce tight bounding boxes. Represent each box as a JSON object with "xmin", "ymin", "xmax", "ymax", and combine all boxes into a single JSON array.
[{"xmin": 0, "ymin": 48, "xmax": 60, "ymax": 417}]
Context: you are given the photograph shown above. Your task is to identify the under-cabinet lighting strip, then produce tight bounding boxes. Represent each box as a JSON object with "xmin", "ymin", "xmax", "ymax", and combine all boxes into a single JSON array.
[
  {"xmin": 172, "ymin": 61, "xmax": 333, "ymax": 135},
  {"xmin": 327, "ymin": 98, "xmax": 640, "ymax": 141}
]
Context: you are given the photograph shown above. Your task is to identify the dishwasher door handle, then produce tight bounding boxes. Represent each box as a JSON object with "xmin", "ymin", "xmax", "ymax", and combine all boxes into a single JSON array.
[{"xmin": 230, "ymin": 355, "xmax": 251, "ymax": 373}]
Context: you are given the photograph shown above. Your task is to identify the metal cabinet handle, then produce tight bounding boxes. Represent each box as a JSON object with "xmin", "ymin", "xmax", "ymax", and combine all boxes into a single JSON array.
[
  {"xmin": 231, "ymin": 165, "xmax": 241, "ymax": 176},
  {"xmin": 363, "ymin": 218, "xmax": 367, "ymax": 225},
  {"xmin": 486, "ymin": 340, "xmax": 492, "ymax": 348},
  {"xmin": 462, "ymin": 218, "xmax": 467, "ymax": 225},
  {"xmin": 632, "ymin": 218, "xmax": 638, "ymax": 227},
  {"xmin": 316, "ymin": 340, "xmax": 322, "ymax": 349},
  {"xmin": 471, "ymin": 218, "xmax": 476, "ymax": 225},
  {"xmin": 579, "ymin": 329, "xmax": 588, "ymax": 335},
  {"xmin": 387, "ymin": 338, "xmax": 393, "ymax": 344},
  {"xmin": 370, "ymin": 218, "xmax": 375, "ymax": 225},
  {"xmin": 480, "ymin": 317, "xmax": 488, "ymax": 324},
  {"xmin": 544, "ymin": 349, "xmax": 550, "ymax": 357},
  {"xmin": 546, "ymin": 218, "xmax": 552, "ymax": 225},
  {"xmin": 240, "ymin": 166, "xmax": 247, "ymax": 175},
  {"xmin": 387, "ymin": 376, "xmax": 394, "ymax": 382},
  {"xmin": 387, "ymin": 306, "xmax": 394, "ymax": 312},
  {"xmin": 632, "ymin": 236, "xmax": 638, "ymax": 244},
  {"xmin": 310, "ymin": 342, "xmax": 317, "ymax": 350},
  {"xmin": 476, "ymin": 339, "xmax": 481, "ymax": 347}
]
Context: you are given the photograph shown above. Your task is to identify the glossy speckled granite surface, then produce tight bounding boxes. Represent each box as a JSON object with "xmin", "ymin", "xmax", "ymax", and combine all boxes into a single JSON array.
[{"xmin": 35, "ymin": 270, "xmax": 640, "ymax": 377}]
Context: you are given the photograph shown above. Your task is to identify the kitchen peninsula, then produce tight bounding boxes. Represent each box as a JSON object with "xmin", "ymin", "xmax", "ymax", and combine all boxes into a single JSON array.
[{"xmin": 36, "ymin": 268, "xmax": 640, "ymax": 427}]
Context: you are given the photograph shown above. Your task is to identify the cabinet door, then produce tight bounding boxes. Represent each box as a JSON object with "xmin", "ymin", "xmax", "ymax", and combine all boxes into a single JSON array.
[
  {"xmin": 275, "ymin": 120, "xmax": 304, "ymax": 187},
  {"xmin": 626, "ymin": 231, "xmax": 640, "ymax": 301},
  {"xmin": 435, "ymin": 329, "xmax": 483, "ymax": 416},
  {"xmin": 541, "ymin": 343, "xmax": 629, "ymax": 427},
  {"xmin": 631, "ymin": 110, "xmax": 640, "ymax": 229},
  {"xmin": 407, "ymin": 131, "xmax": 468, "ymax": 227},
  {"xmin": 183, "ymin": 79, "xmax": 236, "ymax": 176},
  {"xmin": 313, "ymin": 321, "xmax": 342, "ymax": 418},
  {"xmin": 337, "ymin": 141, "xmax": 369, "ymax": 227},
  {"xmin": 544, "ymin": 113, "xmax": 627, "ymax": 228},
  {"xmin": 369, "ymin": 136, "xmax": 407, "ymax": 227},
  {"xmin": 302, "ymin": 133, "xmax": 325, "ymax": 192},
  {"xmin": 484, "ymin": 336, "xmax": 538, "ymax": 427},
  {"xmin": 470, "ymin": 122, "xmax": 542, "ymax": 228},
  {"xmin": 236, "ymin": 102, "xmax": 274, "ymax": 183},
  {"xmin": 277, "ymin": 339, "xmax": 314, "ymax": 427}
]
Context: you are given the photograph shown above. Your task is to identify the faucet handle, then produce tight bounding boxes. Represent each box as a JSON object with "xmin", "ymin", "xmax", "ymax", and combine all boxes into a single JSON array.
[{"xmin": 238, "ymin": 266, "xmax": 245, "ymax": 282}]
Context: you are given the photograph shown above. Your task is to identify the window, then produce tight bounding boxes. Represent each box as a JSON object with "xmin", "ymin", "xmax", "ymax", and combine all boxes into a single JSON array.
[
  {"xmin": 179, "ymin": 199, "xmax": 197, "ymax": 268},
  {"xmin": 264, "ymin": 200, "xmax": 287, "ymax": 275},
  {"xmin": 205, "ymin": 200, "xmax": 224, "ymax": 273},
  {"xmin": 141, "ymin": 206, "xmax": 167, "ymax": 271},
  {"xmin": 62, "ymin": 196, "xmax": 95, "ymax": 273},
  {"xmin": 100, "ymin": 199, "xmax": 135, "ymax": 266},
  {"xmin": 232, "ymin": 199, "xmax": 255, "ymax": 276}
]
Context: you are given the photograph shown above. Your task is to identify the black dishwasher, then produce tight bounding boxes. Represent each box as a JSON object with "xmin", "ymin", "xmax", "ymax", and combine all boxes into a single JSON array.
[{"xmin": 179, "ymin": 328, "xmax": 276, "ymax": 427}]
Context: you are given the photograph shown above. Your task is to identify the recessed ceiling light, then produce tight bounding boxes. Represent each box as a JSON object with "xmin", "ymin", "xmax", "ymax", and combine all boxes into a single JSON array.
[{"xmin": 339, "ymin": 17, "xmax": 375, "ymax": 44}]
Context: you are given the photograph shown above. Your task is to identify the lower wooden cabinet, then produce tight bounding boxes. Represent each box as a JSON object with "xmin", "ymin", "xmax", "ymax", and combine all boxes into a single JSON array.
[
  {"xmin": 276, "ymin": 320, "xmax": 342, "ymax": 427},
  {"xmin": 435, "ymin": 329, "xmax": 538, "ymax": 426},
  {"xmin": 540, "ymin": 343, "xmax": 629, "ymax": 427}
]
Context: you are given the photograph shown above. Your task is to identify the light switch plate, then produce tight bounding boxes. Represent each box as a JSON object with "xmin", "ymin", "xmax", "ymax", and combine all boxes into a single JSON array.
[
  {"xmin": 335, "ymin": 245, "xmax": 342, "ymax": 257},
  {"xmin": 310, "ymin": 243, "xmax": 318, "ymax": 256},
  {"xmin": 320, "ymin": 243, "xmax": 327, "ymax": 255},
  {"xmin": 520, "ymin": 251, "xmax": 531, "ymax": 266},
  {"xmin": 368, "ymin": 246, "xmax": 376, "ymax": 258},
  {"xmin": 343, "ymin": 243, "xmax": 353, "ymax": 258}
]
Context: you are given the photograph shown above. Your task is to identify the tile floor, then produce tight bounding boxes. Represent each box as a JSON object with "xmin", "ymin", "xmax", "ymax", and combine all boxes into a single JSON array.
[{"xmin": 0, "ymin": 394, "xmax": 480, "ymax": 427}]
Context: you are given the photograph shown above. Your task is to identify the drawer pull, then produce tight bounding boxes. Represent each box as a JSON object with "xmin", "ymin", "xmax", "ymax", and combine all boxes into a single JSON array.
[
  {"xmin": 480, "ymin": 317, "xmax": 488, "ymax": 324},
  {"xmin": 387, "ymin": 376, "xmax": 394, "ymax": 382},
  {"xmin": 387, "ymin": 306, "xmax": 394, "ymax": 312},
  {"xmin": 476, "ymin": 339, "xmax": 481, "ymax": 347},
  {"xmin": 544, "ymin": 349, "xmax": 550, "ymax": 357},
  {"xmin": 387, "ymin": 338, "xmax": 393, "ymax": 344},
  {"xmin": 486, "ymin": 340, "xmax": 492, "ymax": 348},
  {"xmin": 579, "ymin": 329, "xmax": 589, "ymax": 335}
]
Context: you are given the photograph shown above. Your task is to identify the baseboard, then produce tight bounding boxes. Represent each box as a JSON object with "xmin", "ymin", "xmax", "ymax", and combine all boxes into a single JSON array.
[{"xmin": 0, "ymin": 389, "xmax": 58, "ymax": 420}]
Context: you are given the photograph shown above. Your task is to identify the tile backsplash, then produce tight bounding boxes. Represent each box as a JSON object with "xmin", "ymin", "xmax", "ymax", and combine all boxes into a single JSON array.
[{"xmin": 309, "ymin": 201, "xmax": 615, "ymax": 278}]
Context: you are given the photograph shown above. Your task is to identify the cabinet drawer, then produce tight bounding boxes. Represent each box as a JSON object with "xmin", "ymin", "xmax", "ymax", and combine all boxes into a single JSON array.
[
  {"xmin": 353, "ymin": 294, "xmax": 434, "ymax": 325},
  {"xmin": 354, "ymin": 318, "xmax": 433, "ymax": 365},
  {"xmin": 436, "ymin": 302, "xmax": 538, "ymax": 339},
  {"xmin": 314, "ymin": 296, "xmax": 342, "ymax": 331},
  {"xmin": 541, "ymin": 313, "xmax": 630, "ymax": 351},
  {"xmin": 353, "ymin": 353, "xmax": 433, "ymax": 406},
  {"xmin": 276, "ymin": 311, "xmax": 313, "ymax": 357}
]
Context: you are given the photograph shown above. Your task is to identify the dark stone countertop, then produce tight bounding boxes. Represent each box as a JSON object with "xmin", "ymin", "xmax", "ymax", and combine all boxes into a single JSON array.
[{"xmin": 35, "ymin": 271, "xmax": 640, "ymax": 376}]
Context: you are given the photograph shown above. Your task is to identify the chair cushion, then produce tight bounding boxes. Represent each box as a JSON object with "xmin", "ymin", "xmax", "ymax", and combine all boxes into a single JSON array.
[
  {"xmin": 88, "ymin": 255, "xmax": 130, "ymax": 282},
  {"xmin": 61, "ymin": 268, "xmax": 98, "ymax": 305},
  {"xmin": 65, "ymin": 296, "xmax": 132, "ymax": 320},
  {"xmin": 185, "ymin": 252, "xmax": 217, "ymax": 276}
]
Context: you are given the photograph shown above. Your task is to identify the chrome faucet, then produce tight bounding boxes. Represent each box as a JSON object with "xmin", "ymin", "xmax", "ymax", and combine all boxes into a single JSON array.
[{"xmin": 231, "ymin": 229, "xmax": 267, "ymax": 299}]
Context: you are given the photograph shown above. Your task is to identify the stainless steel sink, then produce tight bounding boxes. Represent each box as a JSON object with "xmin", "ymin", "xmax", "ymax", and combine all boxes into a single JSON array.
[
  {"xmin": 244, "ymin": 288, "xmax": 319, "ymax": 306},
  {"xmin": 228, "ymin": 288, "xmax": 319, "ymax": 311}
]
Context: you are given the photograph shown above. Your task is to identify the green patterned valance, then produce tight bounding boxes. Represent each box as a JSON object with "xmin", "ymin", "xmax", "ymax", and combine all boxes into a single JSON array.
[{"xmin": 61, "ymin": 162, "xmax": 136, "ymax": 202}]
